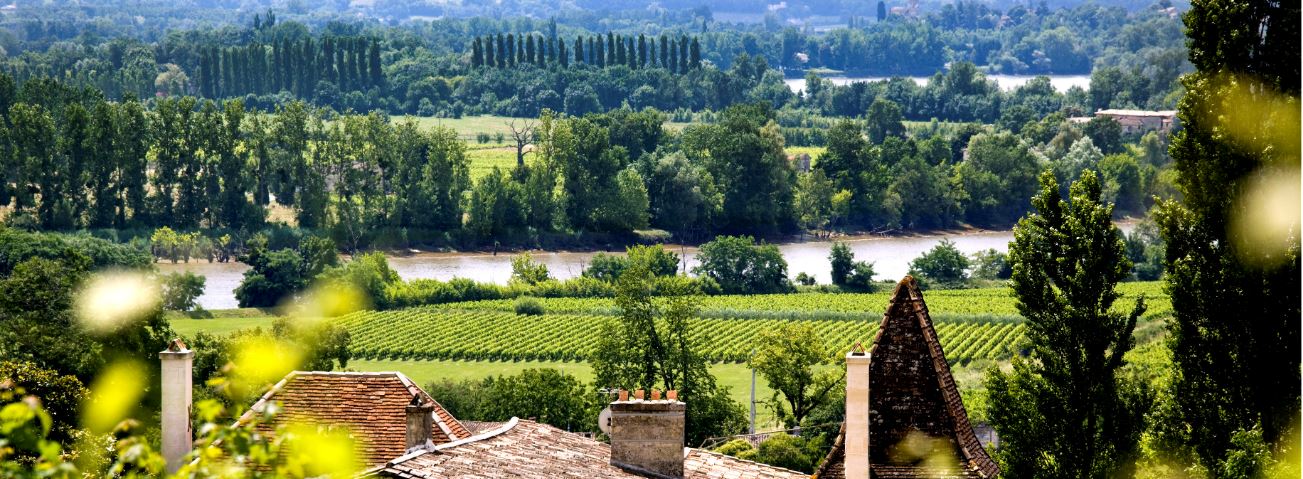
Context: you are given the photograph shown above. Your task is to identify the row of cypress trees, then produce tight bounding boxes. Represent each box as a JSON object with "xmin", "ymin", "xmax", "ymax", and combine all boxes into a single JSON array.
[
  {"xmin": 194, "ymin": 36, "xmax": 383, "ymax": 99},
  {"xmin": 471, "ymin": 32, "xmax": 701, "ymax": 73}
]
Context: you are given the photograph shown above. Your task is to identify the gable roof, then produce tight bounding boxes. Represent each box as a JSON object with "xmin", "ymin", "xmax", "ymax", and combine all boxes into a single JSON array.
[
  {"xmin": 815, "ymin": 276, "xmax": 999, "ymax": 479},
  {"xmin": 237, "ymin": 371, "xmax": 471, "ymax": 467},
  {"xmin": 366, "ymin": 418, "xmax": 808, "ymax": 479}
]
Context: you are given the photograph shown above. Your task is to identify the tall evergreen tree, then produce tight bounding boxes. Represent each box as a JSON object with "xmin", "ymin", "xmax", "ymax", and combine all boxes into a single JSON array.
[
  {"xmin": 1154, "ymin": 0, "xmax": 1300, "ymax": 473},
  {"xmin": 472, "ymin": 37, "xmax": 483, "ymax": 67},
  {"xmin": 660, "ymin": 35, "xmax": 669, "ymax": 69},
  {"xmin": 574, "ymin": 37, "xmax": 584, "ymax": 64},
  {"xmin": 638, "ymin": 34, "xmax": 647, "ymax": 68},
  {"xmin": 496, "ymin": 34, "xmax": 506, "ymax": 68},
  {"xmin": 368, "ymin": 38, "xmax": 383, "ymax": 88},
  {"xmin": 678, "ymin": 38, "xmax": 689, "ymax": 73},
  {"xmin": 986, "ymin": 170, "xmax": 1150, "ymax": 478},
  {"xmin": 117, "ymin": 95, "xmax": 148, "ymax": 226},
  {"xmin": 616, "ymin": 36, "xmax": 626, "ymax": 66},
  {"xmin": 526, "ymin": 35, "xmax": 536, "ymax": 66},
  {"xmin": 88, "ymin": 102, "xmax": 118, "ymax": 228},
  {"xmin": 506, "ymin": 34, "xmax": 516, "ymax": 67},
  {"xmin": 606, "ymin": 33, "xmax": 616, "ymax": 66},
  {"xmin": 690, "ymin": 38, "xmax": 701, "ymax": 69},
  {"xmin": 558, "ymin": 41, "xmax": 568, "ymax": 68}
]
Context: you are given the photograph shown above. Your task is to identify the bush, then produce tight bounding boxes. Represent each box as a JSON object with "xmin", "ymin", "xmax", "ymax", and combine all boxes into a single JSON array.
[
  {"xmin": 795, "ymin": 272, "xmax": 816, "ymax": 286},
  {"xmin": 909, "ymin": 239, "xmax": 970, "ymax": 288},
  {"xmin": 693, "ymin": 235, "xmax": 791, "ymax": 294},
  {"xmin": 715, "ymin": 439, "xmax": 755, "ymax": 457},
  {"xmin": 969, "ymin": 248, "xmax": 1012, "ymax": 280},
  {"xmin": 513, "ymin": 297, "xmax": 545, "ymax": 316},
  {"xmin": 510, "ymin": 253, "xmax": 550, "ymax": 285},
  {"xmin": 829, "ymin": 242, "xmax": 853, "ymax": 285},
  {"xmin": 751, "ymin": 433, "xmax": 821, "ymax": 473},
  {"xmin": 844, "ymin": 261, "xmax": 876, "ymax": 292},
  {"xmin": 161, "ymin": 271, "xmax": 206, "ymax": 311}
]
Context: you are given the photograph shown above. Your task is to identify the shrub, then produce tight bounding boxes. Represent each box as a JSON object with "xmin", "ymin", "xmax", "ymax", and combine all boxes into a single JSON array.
[
  {"xmin": 844, "ymin": 261, "xmax": 876, "ymax": 292},
  {"xmin": 829, "ymin": 242, "xmax": 853, "ymax": 285},
  {"xmin": 909, "ymin": 239, "xmax": 970, "ymax": 288},
  {"xmin": 794, "ymin": 272, "xmax": 816, "ymax": 286},
  {"xmin": 693, "ymin": 235, "xmax": 791, "ymax": 294},
  {"xmin": 514, "ymin": 297, "xmax": 545, "ymax": 316},
  {"xmin": 510, "ymin": 253, "xmax": 550, "ymax": 285},
  {"xmin": 161, "ymin": 271, "xmax": 206, "ymax": 311},
  {"xmin": 715, "ymin": 439, "xmax": 755, "ymax": 457}
]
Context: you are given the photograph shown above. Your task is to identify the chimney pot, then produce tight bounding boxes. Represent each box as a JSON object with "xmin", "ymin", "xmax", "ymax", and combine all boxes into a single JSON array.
[
  {"xmin": 618, "ymin": 389, "xmax": 629, "ymax": 401},
  {"xmin": 667, "ymin": 390, "xmax": 677, "ymax": 400},
  {"xmin": 634, "ymin": 389, "xmax": 644, "ymax": 400},
  {"xmin": 651, "ymin": 389, "xmax": 661, "ymax": 400},
  {"xmin": 609, "ymin": 396, "xmax": 686, "ymax": 478},
  {"xmin": 405, "ymin": 397, "xmax": 436, "ymax": 451}
]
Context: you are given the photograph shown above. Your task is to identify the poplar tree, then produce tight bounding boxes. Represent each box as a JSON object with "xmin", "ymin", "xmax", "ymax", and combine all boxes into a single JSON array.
[
  {"xmin": 368, "ymin": 38, "xmax": 382, "ymax": 88},
  {"xmin": 637, "ymin": 34, "xmax": 647, "ymax": 68},
  {"xmin": 525, "ymin": 35, "xmax": 536, "ymax": 65},
  {"xmin": 690, "ymin": 38, "xmax": 701, "ymax": 69},
  {"xmin": 472, "ymin": 37, "xmax": 483, "ymax": 67},
  {"xmin": 985, "ymin": 170, "xmax": 1150, "ymax": 478},
  {"xmin": 1155, "ymin": 0, "xmax": 1300, "ymax": 472}
]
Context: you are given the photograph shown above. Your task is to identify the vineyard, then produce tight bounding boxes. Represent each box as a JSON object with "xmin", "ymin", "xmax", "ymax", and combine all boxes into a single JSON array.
[
  {"xmin": 429, "ymin": 282, "xmax": 1169, "ymax": 320},
  {"xmin": 335, "ymin": 309, "xmax": 1026, "ymax": 365},
  {"xmin": 331, "ymin": 282, "xmax": 1169, "ymax": 365}
]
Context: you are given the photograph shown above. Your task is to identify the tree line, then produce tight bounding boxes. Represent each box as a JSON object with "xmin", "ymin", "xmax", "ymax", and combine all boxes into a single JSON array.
[
  {"xmin": 0, "ymin": 73, "xmax": 1174, "ymax": 248},
  {"xmin": 470, "ymin": 32, "xmax": 702, "ymax": 74},
  {"xmin": 194, "ymin": 35, "xmax": 384, "ymax": 101}
]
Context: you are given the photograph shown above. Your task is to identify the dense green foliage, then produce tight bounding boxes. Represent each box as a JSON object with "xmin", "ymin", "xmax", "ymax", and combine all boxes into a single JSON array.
[
  {"xmin": 1153, "ymin": 0, "xmax": 1301, "ymax": 473},
  {"xmin": 692, "ymin": 236, "xmax": 791, "ymax": 294},
  {"xmin": 160, "ymin": 271, "xmax": 206, "ymax": 312},
  {"xmin": 908, "ymin": 239, "xmax": 971, "ymax": 288},
  {"xmin": 986, "ymin": 171, "xmax": 1150, "ymax": 477},
  {"xmin": 425, "ymin": 368, "xmax": 598, "ymax": 433},
  {"xmin": 748, "ymin": 323, "xmax": 841, "ymax": 427},
  {"xmin": 591, "ymin": 265, "xmax": 747, "ymax": 445}
]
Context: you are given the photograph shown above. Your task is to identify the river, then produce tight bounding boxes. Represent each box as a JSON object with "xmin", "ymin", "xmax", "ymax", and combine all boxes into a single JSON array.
[
  {"xmin": 783, "ymin": 74, "xmax": 1091, "ymax": 94},
  {"xmin": 158, "ymin": 223, "xmax": 1134, "ymax": 310}
]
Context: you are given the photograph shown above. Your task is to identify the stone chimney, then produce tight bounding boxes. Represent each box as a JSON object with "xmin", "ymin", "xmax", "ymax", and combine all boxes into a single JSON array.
[
  {"xmin": 405, "ymin": 395, "xmax": 435, "ymax": 450},
  {"xmin": 159, "ymin": 338, "xmax": 193, "ymax": 474},
  {"xmin": 845, "ymin": 343, "xmax": 870, "ymax": 478},
  {"xmin": 609, "ymin": 389, "xmax": 686, "ymax": 479}
]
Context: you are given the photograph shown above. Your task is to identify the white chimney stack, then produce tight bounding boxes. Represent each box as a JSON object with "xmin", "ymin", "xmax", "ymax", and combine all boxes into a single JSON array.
[
  {"xmin": 845, "ymin": 343, "xmax": 870, "ymax": 478},
  {"xmin": 159, "ymin": 338, "xmax": 193, "ymax": 474}
]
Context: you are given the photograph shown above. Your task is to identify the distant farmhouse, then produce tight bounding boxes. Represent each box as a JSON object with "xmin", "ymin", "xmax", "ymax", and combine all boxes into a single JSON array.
[
  {"xmin": 1071, "ymin": 109, "xmax": 1179, "ymax": 134},
  {"xmin": 157, "ymin": 276, "xmax": 995, "ymax": 478}
]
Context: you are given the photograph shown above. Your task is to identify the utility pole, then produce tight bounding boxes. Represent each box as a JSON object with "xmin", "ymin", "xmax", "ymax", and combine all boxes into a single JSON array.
[{"xmin": 749, "ymin": 348, "xmax": 756, "ymax": 435}]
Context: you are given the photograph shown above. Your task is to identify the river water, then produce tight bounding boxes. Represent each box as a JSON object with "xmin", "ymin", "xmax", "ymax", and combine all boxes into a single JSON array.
[
  {"xmin": 159, "ymin": 224, "xmax": 1134, "ymax": 310},
  {"xmin": 783, "ymin": 74, "xmax": 1091, "ymax": 94}
]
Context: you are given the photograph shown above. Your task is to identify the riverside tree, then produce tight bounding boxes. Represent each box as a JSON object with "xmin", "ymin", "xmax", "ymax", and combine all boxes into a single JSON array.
[{"xmin": 985, "ymin": 170, "xmax": 1150, "ymax": 477}]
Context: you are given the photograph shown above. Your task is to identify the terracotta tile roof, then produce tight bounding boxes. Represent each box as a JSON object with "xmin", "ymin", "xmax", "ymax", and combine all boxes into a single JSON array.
[
  {"xmin": 814, "ymin": 277, "xmax": 999, "ymax": 479},
  {"xmin": 236, "ymin": 371, "xmax": 471, "ymax": 467},
  {"xmin": 366, "ymin": 418, "xmax": 808, "ymax": 479}
]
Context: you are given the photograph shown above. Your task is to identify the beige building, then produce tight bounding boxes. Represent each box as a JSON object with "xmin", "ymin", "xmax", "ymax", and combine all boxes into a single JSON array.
[{"xmin": 1073, "ymin": 109, "xmax": 1178, "ymax": 134}]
